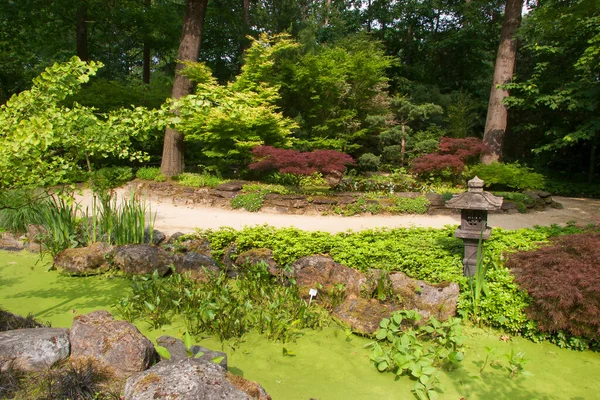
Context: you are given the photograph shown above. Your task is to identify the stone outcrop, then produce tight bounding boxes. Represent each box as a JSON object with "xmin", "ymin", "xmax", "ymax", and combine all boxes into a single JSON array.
[
  {"xmin": 0, "ymin": 328, "xmax": 69, "ymax": 371},
  {"xmin": 156, "ymin": 335, "xmax": 228, "ymax": 370},
  {"xmin": 174, "ymin": 252, "xmax": 220, "ymax": 281},
  {"xmin": 234, "ymin": 248, "xmax": 280, "ymax": 276},
  {"xmin": 290, "ymin": 255, "xmax": 367, "ymax": 297},
  {"xmin": 54, "ymin": 242, "xmax": 113, "ymax": 275},
  {"xmin": 333, "ymin": 296, "xmax": 400, "ymax": 334},
  {"xmin": 113, "ymin": 244, "xmax": 175, "ymax": 276},
  {"xmin": 388, "ymin": 272, "xmax": 459, "ymax": 321},
  {"xmin": 69, "ymin": 310, "xmax": 156, "ymax": 377},
  {"xmin": 123, "ymin": 359, "xmax": 269, "ymax": 400}
]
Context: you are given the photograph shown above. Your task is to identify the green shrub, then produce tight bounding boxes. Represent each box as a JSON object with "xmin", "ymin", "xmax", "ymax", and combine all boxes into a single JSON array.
[
  {"xmin": 492, "ymin": 192, "xmax": 535, "ymax": 213},
  {"xmin": 90, "ymin": 166, "xmax": 133, "ymax": 192},
  {"xmin": 468, "ymin": 162, "xmax": 545, "ymax": 190},
  {"xmin": 391, "ymin": 196, "xmax": 430, "ymax": 214},
  {"xmin": 543, "ymin": 180, "xmax": 600, "ymax": 198},
  {"xmin": 175, "ymin": 172, "xmax": 226, "ymax": 188},
  {"xmin": 242, "ymin": 183, "xmax": 291, "ymax": 195},
  {"xmin": 358, "ymin": 153, "xmax": 381, "ymax": 171},
  {"xmin": 136, "ymin": 167, "xmax": 165, "ymax": 182},
  {"xmin": 231, "ymin": 192, "xmax": 266, "ymax": 212}
]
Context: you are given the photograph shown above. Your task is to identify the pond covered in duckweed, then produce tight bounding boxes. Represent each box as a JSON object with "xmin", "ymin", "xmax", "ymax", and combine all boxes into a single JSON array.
[{"xmin": 1, "ymin": 250, "xmax": 598, "ymax": 400}]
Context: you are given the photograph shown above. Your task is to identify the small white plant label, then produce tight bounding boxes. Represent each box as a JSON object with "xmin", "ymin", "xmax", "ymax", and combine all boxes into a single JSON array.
[{"xmin": 308, "ymin": 288, "xmax": 318, "ymax": 305}]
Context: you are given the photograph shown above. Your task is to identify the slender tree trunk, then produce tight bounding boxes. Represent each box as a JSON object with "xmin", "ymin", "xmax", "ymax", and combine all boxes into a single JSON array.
[
  {"xmin": 76, "ymin": 3, "xmax": 88, "ymax": 61},
  {"xmin": 143, "ymin": 0, "xmax": 152, "ymax": 84},
  {"xmin": 481, "ymin": 0, "xmax": 522, "ymax": 164},
  {"xmin": 401, "ymin": 124, "xmax": 406, "ymax": 166},
  {"xmin": 160, "ymin": 0, "xmax": 208, "ymax": 177},
  {"xmin": 324, "ymin": 0, "xmax": 332, "ymax": 26}
]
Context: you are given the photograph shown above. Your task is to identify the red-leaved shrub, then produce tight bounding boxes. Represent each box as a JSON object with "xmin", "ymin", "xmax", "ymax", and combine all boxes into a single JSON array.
[
  {"xmin": 410, "ymin": 137, "xmax": 487, "ymax": 178},
  {"xmin": 249, "ymin": 146, "xmax": 355, "ymax": 183},
  {"xmin": 507, "ymin": 233, "xmax": 600, "ymax": 339}
]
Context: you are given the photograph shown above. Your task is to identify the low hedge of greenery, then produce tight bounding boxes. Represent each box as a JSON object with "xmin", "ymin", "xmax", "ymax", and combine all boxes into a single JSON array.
[{"xmin": 189, "ymin": 223, "xmax": 597, "ymax": 350}]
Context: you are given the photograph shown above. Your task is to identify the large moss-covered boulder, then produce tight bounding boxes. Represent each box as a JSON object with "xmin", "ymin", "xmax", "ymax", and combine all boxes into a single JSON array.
[{"xmin": 54, "ymin": 242, "xmax": 113, "ymax": 275}]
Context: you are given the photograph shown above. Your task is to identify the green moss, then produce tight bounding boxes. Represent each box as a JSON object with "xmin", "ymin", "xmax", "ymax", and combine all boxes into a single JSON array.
[{"xmin": 1, "ymin": 250, "xmax": 600, "ymax": 400}]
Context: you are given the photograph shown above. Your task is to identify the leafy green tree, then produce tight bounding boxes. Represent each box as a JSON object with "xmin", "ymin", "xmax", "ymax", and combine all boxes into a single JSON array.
[
  {"xmin": 172, "ymin": 60, "xmax": 297, "ymax": 173},
  {"xmin": 381, "ymin": 95, "xmax": 443, "ymax": 167},
  {"xmin": 505, "ymin": 0, "xmax": 600, "ymax": 181},
  {"xmin": 0, "ymin": 57, "xmax": 161, "ymax": 189}
]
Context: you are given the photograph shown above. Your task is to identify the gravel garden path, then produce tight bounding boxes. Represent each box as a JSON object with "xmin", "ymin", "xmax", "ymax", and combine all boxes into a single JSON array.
[{"xmin": 75, "ymin": 189, "xmax": 600, "ymax": 235}]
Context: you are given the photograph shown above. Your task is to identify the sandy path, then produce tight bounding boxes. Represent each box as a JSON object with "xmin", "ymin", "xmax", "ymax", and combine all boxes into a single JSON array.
[{"xmin": 74, "ymin": 190, "xmax": 600, "ymax": 235}]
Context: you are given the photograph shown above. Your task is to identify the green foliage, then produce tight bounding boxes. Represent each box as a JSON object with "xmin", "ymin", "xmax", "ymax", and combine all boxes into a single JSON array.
[
  {"xmin": 333, "ymin": 197, "xmax": 383, "ymax": 216},
  {"xmin": 241, "ymin": 183, "xmax": 291, "ymax": 195},
  {"xmin": 174, "ymin": 173, "xmax": 226, "ymax": 189},
  {"xmin": 468, "ymin": 162, "xmax": 546, "ymax": 190},
  {"xmin": 231, "ymin": 192, "xmax": 266, "ymax": 212},
  {"xmin": 172, "ymin": 39, "xmax": 297, "ymax": 173},
  {"xmin": 335, "ymin": 170, "xmax": 421, "ymax": 193},
  {"xmin": 90, "ymin": 166, "xmax": 133, "ymax": 192},
  {"xmin": 492, "ymin": 192, "xmax": 534, "ymax": 213},
  {"xmin": 135, "ymin": 167, "xmax": 165, "ymax": 182},
  {"xmin": 368, "ymin": 310, "xmax": 465, "ymax": 400},
  {"xmin": 543, "ymin": 180, "xmax": 600, "ymax": 199},
  {"xmin": 117, "ymin": 263, "xmax": 331, "ymax": 343},
  {"xmin": 0, "ymin": 189, "xmax": 50, "ymax": 233},
  {"xmin": 0, "ymin": 57, "xmax": 162, "ymax": 189},
  {"xmin": 35, "ymin": 191, "xmax": 154, "ymax": 258},
  {"xmin": 390, "ymin": 196, "xmax": 430, "ymax": 214},
  {"xmin": 358, "ymin": 153, "xmax": 381, "ymax": 171}
]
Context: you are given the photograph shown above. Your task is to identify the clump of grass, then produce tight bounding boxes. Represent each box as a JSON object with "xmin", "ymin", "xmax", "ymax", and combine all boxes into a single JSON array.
[
  {"xmin": 0, "ymin": 308, "xmax": 47, "ymax": 332},
  {"xmin": 0, "ymin": 189, "xmax": 51, "ymax": 234},
  {"xmin": 174, "ymin": 172, "xmax": 226, "ymax": 188},
  {"xmin": 231, "ymin": 192, "xmax": 266, "ymax": 212},
  {"xmin": 15, "ymin": 361, "xmax": 119, "ymax": 400},
  {"xmin": 0, "ymin": 361, "xmax": 25, "ymax": 399},
  {"xmin": 135, "ymin": 167, "xmax": 165, "ymax": 182}
]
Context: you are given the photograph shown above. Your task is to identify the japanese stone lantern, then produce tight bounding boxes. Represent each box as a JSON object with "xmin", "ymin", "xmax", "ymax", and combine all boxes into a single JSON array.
[{"xmin": 446, "ymin": 176, "xmax": 503, "ymax": 276}]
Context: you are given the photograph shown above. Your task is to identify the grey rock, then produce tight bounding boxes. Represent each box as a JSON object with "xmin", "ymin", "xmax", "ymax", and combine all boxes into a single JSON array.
[
  {"xmin": 215, "ymin": 181, "xmax": 246, "ymax": 192},
  {"xmin": 174, "ymin": 252, "xmax": 220, "ymax": 281},
  {"xmin": 145, "ymin": 228, "xmax": 166, "ymax": 245},
  {"xmin": 69, "ymin": 310, "xmax": 156, "ymax": 378},
  {"xmin": 53, "ymin": 242, "xmax": 113, "ymax": 275},
  {"xmin": 425, "ymin": 193, "xmax": 445, "ymax": 207},
  {"xmin": 113, "ymin": 244, "xmax": 175, "ymax": 276},
  {"xmin": 333, "ymin": 296, "xmax": 400, "ymax": 334},
  {"xmin": 166, "ymin": 232, "xmax": 185, "ymax": 244},
  {"xmin": 290, "ymin": 255, "xmax": 367, "ymax": 297},
  {"xmin": 156, "ymin": 335, "xmax": 227, "ymax": 370},
  {"xmin": 123, "ymin": 359, "xmax": 265, "ymax": 400},
  {"xmin": 501, "ymin": 200, "xmax": 517, "ymax": 211},
  {"xmin": 0, "ymin": 328, "xmax": 69, "ymax": 371},
  {"xmin": 234, "ymin": 248, "xmax": 280, "ymax": 276},
  {"xmin": 389, "ymin": 272, "xmax": 459, "ymax": 321},
  {"xmin": 537, "ymin": 191, "xmax": 552, "ymax": 198}
]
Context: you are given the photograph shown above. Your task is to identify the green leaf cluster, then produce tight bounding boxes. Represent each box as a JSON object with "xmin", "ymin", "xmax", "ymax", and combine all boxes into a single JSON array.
[
  {"xmin": 468, "ymin": 162, "xmax": 546, "ymax": 190},
  {"xmin": 368, "ymin": 310, "xmax": 465, "ymax": 400},
  {"xmin": 0, "ymin": 57, "xmax": 163, "ymax": 189}
]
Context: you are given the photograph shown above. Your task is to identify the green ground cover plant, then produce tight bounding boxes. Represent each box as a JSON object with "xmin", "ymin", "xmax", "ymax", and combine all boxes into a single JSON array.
[
  {"xmin": 231, "ymin": 192, "xmax": 267, "ymax": 212},
  {"xmin": 192, "ymin": 223, "xmax": 597, "ymax": 348},
  {"xmin": 90, "ymin": 167, "xmax": 133, "ymax": 192}
]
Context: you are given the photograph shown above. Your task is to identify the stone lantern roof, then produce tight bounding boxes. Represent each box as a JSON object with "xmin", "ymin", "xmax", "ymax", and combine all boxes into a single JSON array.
[{"xmin": 446, "ymin": 176, "xmax": 503, "ymax": 211}]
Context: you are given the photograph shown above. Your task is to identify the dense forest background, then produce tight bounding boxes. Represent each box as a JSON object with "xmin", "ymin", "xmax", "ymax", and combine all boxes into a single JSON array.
[{"xmin": 1, "ymin": 0, "xmax": 597, "ymax": 182}]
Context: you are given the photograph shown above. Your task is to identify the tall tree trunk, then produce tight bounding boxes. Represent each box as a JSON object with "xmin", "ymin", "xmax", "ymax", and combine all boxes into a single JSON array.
[
  {"xmin": 143, "ymin": 0, "xmax": 152, "ymax": 84},
  {"xmin": 481, "ymin": 0, "xmax": 522, "ymax": 164},
  {"xmin": 160, "ymin": 0, "xmax": 208, "ymax": 177},
  {"xmin": 76, "ymin": 3, "xmax": 88, "ymax": 61}
]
